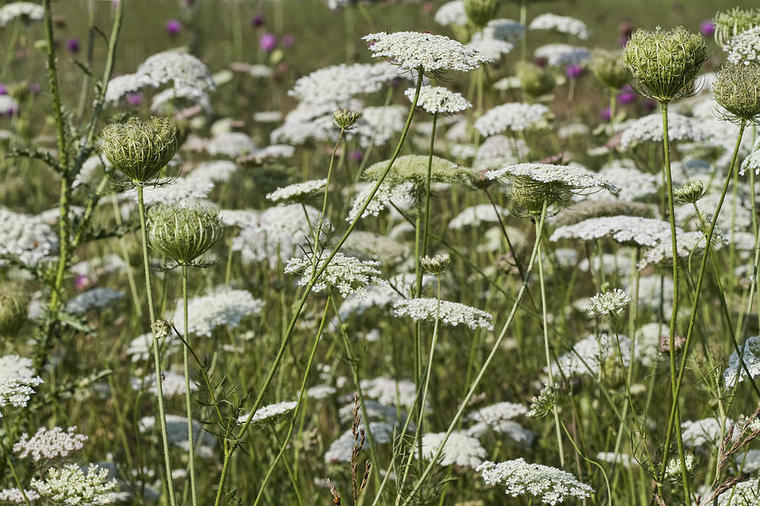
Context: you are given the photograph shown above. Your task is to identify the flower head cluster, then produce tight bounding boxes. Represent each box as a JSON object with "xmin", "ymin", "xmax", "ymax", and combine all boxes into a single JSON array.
[
  {"xmin": 590, "ymin": 50, "xmax": 629, "ymax": 90},
  {"xmin": 467, "ymin": 31, "xmax": 514, "ymax": 60},
  {"xmin": 188, "ymin": 160, "xmax": 239, "ymax": 184},
  {"xmin": 534, "ymin": 44, "xmax": 591, "ymax": 67},
  {"xmin": 31, "ymin": 464, "xmax": 118, "ymax": 505},
  {"xmin": 549, "ymin": 333, "xmax": 632, "ymax": 377},
  {"xmin": 585, "ymin": 288, "xmax": 631, "ymax": 317},
  {"xmin": 238, "ymin": 401, "xmax": 297, "ymax": 430},
  {"xmin": 325, "ymin": 422, "xmax": 395, "ymax": 462},
  {"xmin": 0, "ymin": 2, "xmax": 43, "ymax": 28},
  {"xmin": 393, "ymin": 298, "xmax": 494, "ymax": 330},
  {"xmin": 680, "ymin": 417, "xmax": 729, "ymax": 448},
  {"xmin": 133, "ymin": 371, "xmax": 196, "ymax": 398},
  {"xmin": 406, "ymin": 86, "xmax": 472, "ymax": 115},
  {"xmin": 139, "ymin": 414, "xmax": 215, "ymax": 457},
  {"xmin": 172, "ymin": 288, "xmax": 265, "ymax": 337},
  {"xmin": 474, "ymin": 103, "xmax": 550, "ymax": 136},
  {"xmin": 618, "ymin": 112, "xmax": 710, "ymax": 150},
  {"xmin": 550, "ymin": 215, "xmax": 677, "ymax": 247},
  {"xmin": 714, "ymin": 8, "xmax": 760, "ymax": 49},
  {"xmin": 477, "ymin": 458, "xmax": 594, "ymax": 505},
  {"xmin": 0, "ymin": 207, "xmax": 58, "ymax": 267},
  {"xmin": 14, "ymin": 426, "xmax": 88, "ymax": 462},
  {"xmin": 289, "ymin": 63, "xmax": 404, "ymax": 107},
  {"xmin": 148, "ymin": 204, "xmax": 223, "ymax": 265},
  {"xmin": 420, "ymin": 432, "xmax": 487, "ymax": 468},
  {"xmin": 724, "ymin": 335, "xmax": 760, "ymax": 388},
  {"xmin": 363, "ymin": 31, "xmax": 493, "ymax": 74},
  {"xmin": 742, "ymin": 140, "xmax": 760, "ymax": 176},
  {"xmin": 0, "ymin": 355, "xmax": 43, "ymax": 417},
  {"xmin": 65, "ymin": 288, "xmax": 123, "ymax": 315},
  {"xmin": 529, "ymin": 13, "xmax": 591, "ymax": 39},
  {"xmin": 125, "ymin": 177, "xmax": 214, "ymax": 208},
  {"xmin": 266, "ymin": 179, "xmax": 327, "ymax": 203},
  {"xmin": 515, "ymin": 62, "xmax": 556, "ymax": 99},
  {"xmin": 728, "ymin": 26, "xmax": 760, "ymax": 66},
  {"xmin": 434, "ymin": 1, "xmax": 467, "ymax": 27},
  {"xmin": 100, "ymin": 117, "xmax": 179, "ymax": 184},
  {"xmin": 466, "ymin": 402, "xmax": 531, "ymax": 441},
  {"xmin": 285, "ymin": 252, "xmax": 382, "ymax": 298},
  {"xmin": 713, "ymin": 63, "xmax": 760, "ymax": 121},
  {"xmin": 449, "ymin": 204, "xmax": 508, "ymax": 229},
  {"xmin": 623, "ymin": 27, "xmax": 708, "ymax": 103},
  {"xmin": 364, "ymin": 154, "xmax": 471, "ymax": 187},
  {"xmin": 353, "ymin": 105, "xmax": 408, "ymax": 148}
]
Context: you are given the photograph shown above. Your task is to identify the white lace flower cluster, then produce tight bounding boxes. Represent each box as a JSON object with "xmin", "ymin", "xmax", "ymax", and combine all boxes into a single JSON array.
[
  {"xmin": 549, "ymin": 333, "xmax": 631, "ymax": 377},
  {"xmin": 230, "ymin": 204, "xmax": 328, "ymax": 268},
  {"xmin": 360, "ymin": 377, "xmax": 416, "ymax": 407},
  {"xmin": 31, "ymin": 464, "xmax": 118, "ymax": 505},
  {"xmin": 465, "ymin": 402, "xmax": 534, "ymax": 444},
  {"xmin": 618, "ymin": 112, "xmax": 711, "ymax": 150},
  {"xmin": 420, "ymin": 432, "xmax": 487, "ymax": 468},
  {"xmin": 434, "ymin": 0, "xmax": 467, "ymax": 26},
  {"xmin": 266, "ymin": 179, "xmax": 327, "ymax": 203},
  {"xmin": 0, "ymin": 207, "xmax": 58, "ymax": 267},
  {"xmin": 188, "ymin": 160, "xmax": 239, "ymax": 184},
  {"xmin": 65, "ymin": 288, "xmax": 124, "ymax": 315},
  {"xmin": 595, "ymin": 164, "xmax": 659, "ymax": 201},
  {"xmin": 289, "ymin": 63, "xmax": 404, "ymax": 106},
  {"xmin": 238, "ymin": 401, "xmax": 297, "ymax": 429},
  {"xmin": 122, "ymin": 177, "xmax": 214, "ymax": 208},
  {"xmin": 475, "ymin": 103, "xmax": 550, "ymax": 136},
  {"xmin": 478, "ymin": 458, "xmax": 594, "ymax": 505},
  {"xmin": 393, "ymin": 298, "xmax": 494, "ymax": 330},
  {"xmin": 325, "ymin": 421, "xmax": 396, "ymax": 462},
  {"xmin": 0, "ymin": 355, "xmax": 43, "ymax": 418},
  {"xmin": 728, "ymin": 26, "xmax": 760, "ymax": 66},
  {"xmin": 0, "ymin": 488, "xmax": 41, "ymax": 503},
  {"xmin": 106, "ymin": 50, "xmax": 215, "ymax": 107},
  {"xmin": 405, "ymin": 85, "xmax": 472, "ymax": 115},
  {"xmin": 713, "ymin": 478, "xmax": 760, "ymax": 505},
  {"xmin": 741, "ymin": 139, "xmax": 760, "ymax": 176},
  {"xmin": 363, "ymin": 31, "xmax": 493, "ymax": 73},
  {"xmin": 345, "ymin": 180, "xmax": 415, "ymax": 222},
  {"xmin": 681, "ymin": 417, "xmax": 730, "ymax": 448},
  {"xmin": 449, "ymin": 204, "xmax": 508, "ymax": 229},
  {"xmin": 529, "ymin": 13, "xmax": 591, "ymax": 39},
  {"xmin": 724, "ymin": 335, "xmax": 760, "ymax": 388},
  {"xmin": 487, "ymin": 163, "xmax": 616, "ymax": 192},
  {"xmin": 133, "ymin": 371, "xmax": 196, "ymax": 398},
  {"xmin": 13, "ymin": 426, "xmax": 88, "ymax": 462},
  {"xmin": 534, "ymin": 44, "xmax": 591, "ymax": 67},
  {"xmin": 353, "ymin": 105, "xmax": 408, "ymax": 147},
  {"xmin": 585, "ymin": 289, "xmax": 631, "ymax": 317},
  {"xmin": 284, "ymin": 252, "xmax": 382, "ymax": 298},
  {"xmin": 550, "ymin": 216, "xmax": 675, "ymax": 248},
  {"xmin": 172, "ymin": 288, "xmax": 265, "ymax": 337},
  {"xmin": 206, "ymin": 131, "xmax": 257, "ymax": 157},
  {"xmin": 467, "ymin": 32, "xmax": 514, "ymax": 60},
  {"xmin": 0, "ymin": 2, "xmax": 43, "ymax": 28}
]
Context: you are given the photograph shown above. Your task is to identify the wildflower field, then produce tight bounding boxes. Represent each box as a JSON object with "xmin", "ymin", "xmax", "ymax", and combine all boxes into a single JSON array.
[{"xmin": 4, "ymin": 0, "xmax": 760, "ymax": 504}]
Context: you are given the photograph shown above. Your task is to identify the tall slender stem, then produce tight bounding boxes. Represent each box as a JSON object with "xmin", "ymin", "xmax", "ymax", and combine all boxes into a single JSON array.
[
  {"xmin": 138, "ymin": 186, "xmax": 177, "ymax": 506},
  {"xmin": 182, "ymin": 265, "xmax": 198, "ymax": 506}
]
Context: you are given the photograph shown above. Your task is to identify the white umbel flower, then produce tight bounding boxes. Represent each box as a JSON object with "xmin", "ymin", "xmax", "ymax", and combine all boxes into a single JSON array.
[
  {"xmin": 478, "ymin": 458, "xmax": 593, "ymax": 505},
  {"xmin": 467, "ymin": 32, "xmax": 514, "ymax": 60},
  {"xmin": 405, "ymin": 86, "xmax": 472, "ymax": 115},
  {"xmin": 66, "ymin": 288, "xmax": 124, "ymax": 315},
  {"xmin": 266, "ymin": 179, "xmax": 327, "ymax": 203},
  {"xmin": 13, "ymin": 426, "xmax": 88, "ymax": 462},
  {"xmin": 550, "ymin": 216, "xmax": 677, "ymax": 247},
  {"xmin": 238, "ymin": 401, "xmax": 297, "ymax": 429},
  {"xmin": 549, "ymin": 333, "xmax": 632, "ymax": 377},
  {"xmin": 619, "ymin": 112, "xmax": 711, "ymax": 150},
  {"xmin": 534, "ymin": 44, "xmax": 591, "ymax": 67},
  {"xmin": 31, "ymin": 464, "xmax": 118, "ymax": 505},
  {"xmin": 475, "ymin": 102, "xmax": 550, "ymax": 136},
  {"xmin": 585, "ymin": 289, "xmax": 631, "ymax": 317},
  {"xmin": 434, "ymin": 0, "xmax": 467, "ymax": 27},
  {"xmin": 486, "ymin": 163, "xmax": 617, "ymax": 192},
  {"xmin": 740, "ymin": 139, "xmax": 760, "ymax": 176},
  {"xmin": 284, "ymin": 252, "xmax": 382, "ymax": 298},
  {"xmin": 363, "ymin": 31, "xmax": 493, "ymax": 73},
  {"xmin": 0, "ymin": 355, "xmax": 43, "ymax": 418},
  {"xmin": 289, "ymin": 63, "xmax": 404, "ymax": 106},
  {"xmin": 449, "ymin": 204, "xmax": 508, "ymax": 229},
  {"xmin": 420, "ymin": 432, "xmax": 487, "ymax": 468},
  {"xmin": 681, "ymin": 417, "xmax": 731, "ymax": 448},
  {"xmin": 724, "ymin": 336, "xmax": 760, "ymax": 388},
  {"xmin": 0, "ymin": 207, "xmax": 58, "ymax": 267},
  {"xmin": 529, "ymin": 13, "xmax": 591, "ymax": 39},
  {"xmin": 0, "ymin": 2, "xmax": 43, "ymax": 28},
  {"xmin": 728, "ymin": 26, "xmax": 760, "ymax": 66},
  {"xmin": 393, "ymin": 298, "xmax": 494, "ymax": 331},
  {"xmin": 173, "ymin": 288, "xmax": 265, "ymax": 337}
]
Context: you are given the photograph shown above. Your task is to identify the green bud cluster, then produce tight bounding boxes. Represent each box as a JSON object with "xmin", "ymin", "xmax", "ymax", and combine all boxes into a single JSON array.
[
  {"xmin": 589, "ymin": 50, "xmax": 629, "ymax": 90},
  {"xmin": 421, "ymin": 253, "xmax": 451, "ymax": 275},
  {"xmin": 148, "ymin": 204, "xmax": 223, "ymax": 265},
  {"xmin": 623, "ymin": 27, "xmax": 708, "ymax": 103},
  {"xmin": 516, "ymin": 62, "xmax": 556, "ymax": 99},
  {"xmin": 363, "ymin": 155, "xmax": 472, "ymax": 186},
  {"xmin": 713, "ymin": 63, "xmax": 760, "ymax": 123},
  {"xmin": 714, "ymin": 8, "xmax": 760, "ymax": 49},
  {"xmin": 673, "ymin": 180, "xmax": 707, "ymax": 205},
  {"xmin": 464, "ymin": 0, "xmax": 499, "ymax": 28},
  {"xmin": 100, "ymin": 117, "xmax": 179, "ymax": 184},
  {"xmin": 333, "ymin": 109, "xmax": 361, "ymax": 130}
]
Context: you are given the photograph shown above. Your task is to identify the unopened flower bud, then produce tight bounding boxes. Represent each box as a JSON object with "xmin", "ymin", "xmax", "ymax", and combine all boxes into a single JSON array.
[
  {"xmin": 100, "ymin": 117, "xmax": 179, "ymax": 184},
  {"xmin": 421, "ymin": 253, "xmax": 451, "ymax": 275},
  {"xmin": 673, "ymin": 180, "xmax": 706, "ymax": 205},
  {"xmin": 464, "ymin": 0, "xmax": 498, "ymax": 28},
  {"xmin": 589, "ymin": 50, "xmax": 629, "ymax": 90},
  {"xmin": 713, "ymin": 7, "xmax": 760, "ymax": 49},
  {"xmin": 333, "ymin": 109, "xmax": 360, "ymax": 130},
  {"xmin": 152, "ymin": 319, "xmax": 172, "ymax": 340},
  {"xmin": 713, "ymin": 63, "xmax": 760, "ymax": 122},
  {"xmin": 148, "ymin": 204, "xmax": 223, "ymax": 265},
  {"xmin": 623, "ymin": 27, "xmax": 708, "ymax": 103},
  {"xmin": 516, "ymin": 62, "xmax": 556, "ymax": 99}
]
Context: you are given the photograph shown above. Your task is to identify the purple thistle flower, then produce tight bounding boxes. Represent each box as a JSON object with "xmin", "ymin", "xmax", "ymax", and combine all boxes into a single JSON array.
[
  {"xmin": 600, "ymin": 107, "xmax": 611, "ymax": 121},
  {"xmin": 165, "ymin": 19, "xmax": 182, "ymax": 36},
  {"xmin": 66, "ymin": 38, "xmax": 80, "ymax": 53},
  {"xmin": 617, "ymin": 86, "xmax": 637, "ymax": 104},
  {"xmin": 259, "ymin": 33, "xmax": 276, "ymax": 51},
  {"xmin": 700, "ymin": 20, "xmax": 715, "ymax": 38},
  {"xmin": 126, "ymin": 93, "xmax": 142, "ymax": 106},
  {"xmin": 0, "ymin": 84, "xmax": 6, "ymax": 95},
  {"xmin": 251, "ymin": 14, "xmax": 264, "ymax": 28},
  {"xmin": 281, "ymin": 34, "xmax": 294, "ymax": 48},
  {"xmin": 349, "ymin": 149, "xmax": 363, "ymax": 162},
  {"xmin": 565, "ymin": 65, "xmax": 584, "ymax": 79}
]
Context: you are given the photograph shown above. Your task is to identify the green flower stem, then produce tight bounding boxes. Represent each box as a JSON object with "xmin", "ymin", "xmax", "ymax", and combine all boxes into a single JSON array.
[
  {"xmin": 658, "ymin": 119, "xmax": 747, "ymax": 499},
  {"xmin": 519, "ymin": 0, "xmax": 527, "ymax": 62},
  {"xmin": 400, "ymin": 200, "xmax": 547, "ymax": 506},
  {"xmin": 537, "ymin": 214, "xmax": 565, "ymax": 468},
  {"xmin": 315, "ymin": 128, "xmax": 345, "ymax": 260},
  {"xmin": 213, "ymin": 68, "xmax": 424, "ymax": 506},
  {"xmin": 253, "ymin": 294, "xmax": 331, "ymax": 505},
  {"xmin": 655, "ymin": 102, "xmax": 690, "ymax": 502},
  {"xmin": 1, "ymin": 437, "xmax": 31, "ymax": 506},
  {"xmin": 137, "ymin": 185, "xmax": 177, "ymax": 506},
  {"xmin": 181, "ymin": 265, "xmax": 198, "ymax": 506}
]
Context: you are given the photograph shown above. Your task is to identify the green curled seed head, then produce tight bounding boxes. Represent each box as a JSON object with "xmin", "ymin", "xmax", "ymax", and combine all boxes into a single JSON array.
[
  {"xmin": 713, "ymin": 63, "xmax": 760, "ymax": 122},
  {"xmin": 147, "ymin": 204, "xmax": 223, "ymax": 265},
  {"xmin": 100, "ymin": 117, "xmax": 179, "ymax": 184}
]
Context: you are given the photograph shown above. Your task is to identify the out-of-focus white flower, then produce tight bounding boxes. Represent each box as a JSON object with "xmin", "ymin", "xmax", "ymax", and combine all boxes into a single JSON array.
[
  {"xmin": 475, "ymin": 103, "xmax": 550, "ymax": 136},
  {"xmin": 173, "ymin": 288, "xmax": 265, "ymax": 337},
  {"xmin": 421, "ymin": 432, "xmax": 487, "ymax": 468},
  {"xmin": 405, "ymin": 86, "xmax": 472, "ymax": 115},
  {"xmin": 529, "ymin": 13, "xmax": 591, "ymax": 39},
  {"xmin": 393, "ymin": 298, "xmax": 494, "ymax": 331}
]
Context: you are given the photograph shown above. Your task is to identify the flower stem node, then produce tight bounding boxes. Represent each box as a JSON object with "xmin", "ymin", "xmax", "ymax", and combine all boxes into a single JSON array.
[
  {"xmin": 623, "ymin": 27, "xmax": 708, "ymax": 103},
  {"xmin": 100, "ymin": 117, "xmax": 179, "ymax": 185}
]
